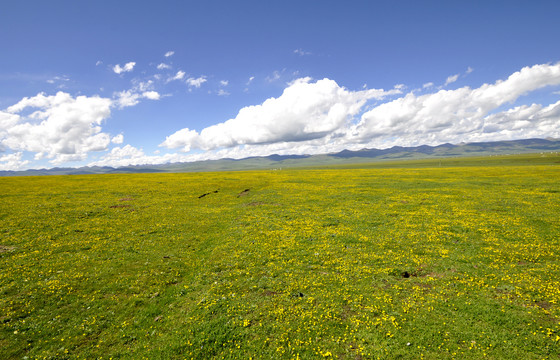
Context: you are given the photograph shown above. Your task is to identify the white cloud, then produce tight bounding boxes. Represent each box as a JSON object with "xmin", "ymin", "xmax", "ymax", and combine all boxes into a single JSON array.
[
  {"xmin": 0, "ymin": 111, "xmax": 20, "ymax": 131},
  {"xmin": 217, "ymin": 89, "xmax": 230, "ymax": 96},
  {"xmin": 142, "ymin": 91, "xmax": 160, "ymax": 100},
  {"xmin": 186, "ymin": 76, "xmax": 207, "ymax": 88},
  {"xmin": 114, "ymin": 90, "xmax": 141, "ymax": 108},
  {"xmin": 88, "ymin": 144, "xmax": 183, "ymax": 167},
  {"xmin": 351, "ymin": 62, "xmax": 560, "ymax": 147},
  {"xmin": 113, "ymin": 79, "xmax": 160, "ymax": 108},
  {"xmin": 111, "ymin": 134, "xmax": 124, "ymax": 144},
  {"xmin": 157, "ymin": 63, "xmax": 171, "ymax": 70},
  {"xmin": 96, "ymin": 60, "xmax": 103, "ymax": 66},
  {"xmin": 0, "ymin": 152, "xmax": 30, "ymax": 171},
  {"xmin": 160, "ymin": 63, "xmax": 560, "ymax": 161},
  {"xmin": 266, "ymin": 70, "xmax": 281, "ymax": 82},
  {"xmin": 247, "ymin": 76, "xmax": 255, "ymax": 85},
  {"xmin": 161, "ymin": 77, "xmax": 401, "ymax": 152},
  {"xmin": 47, "ymin": 75, "xmax": 70, "ymax": 84},
  {"xmin": 1, "ymin": 92, "xmax": 113, "ymax": 165},
  {"xmin": 134, "ymin": 80, "xmax": 154, "ymax": 92},
  {"xmin": 466, "ymin": 66, "xmax": 474, "ymax": 74},
  {"xmin": 165, "ymin": 51, "xmax": 175, "ymax": 57},
  {"xmin": 167, "ymin": 70, "xmax": 185, "ymax": 82},
  {"xmin": 423, "ymin": 82, "xmax": 434, "ymax": 89},
  {"xmin": 113, "ymin": 62, "xmax": 136, "ymax": 74},
  {"xmin": 220, "ymin": 80, "xmax": 229, "ymax": 86},
  {"xmin": 114, "ymin": 89, "xmax": 161, "ymax": 108},
  {"xmin": 160, "ymin": 128, "xmax": 199, "ymax": 152},
  {"xmin": 444, "ymin": 74, "xmax": 459, "ymax": 86},
  {"xmin": 6, "ymin": 62, "xmax": 560, "ymax": 170}
]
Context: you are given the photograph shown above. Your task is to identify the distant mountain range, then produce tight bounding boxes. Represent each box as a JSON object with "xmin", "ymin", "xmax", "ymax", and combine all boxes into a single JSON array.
[{"xmin": 1, "ymin": 138, "xmax": 559, "ymax": 176}]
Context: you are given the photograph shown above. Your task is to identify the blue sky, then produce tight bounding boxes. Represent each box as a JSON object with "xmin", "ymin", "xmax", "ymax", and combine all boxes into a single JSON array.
[{"xmin": 1, "ymin": 1, "xmax": 560, "ymax": 170}]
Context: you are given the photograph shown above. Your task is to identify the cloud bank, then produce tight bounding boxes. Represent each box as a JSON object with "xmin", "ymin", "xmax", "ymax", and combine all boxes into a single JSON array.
[
  {"xmin": 161, "ymin": 63, "xmax": 560, "ymax": 160},
  {"xmin": 2, "ymin": 62, "xmax": 560, "ymax": 170},
  {"xmin": 162, "ymin": 77, "xmax": 401, "ymax": 152},
  {"xmin": 351, "ymin": 63, "xmax": 560, "ymax": 147},
  {"xmin": 1, "ymin": 92, "xmax": 113, "ymax": 165},
  {"xmin": 0, "ymin": 84, "xmax": 161, "ymax": 169}
]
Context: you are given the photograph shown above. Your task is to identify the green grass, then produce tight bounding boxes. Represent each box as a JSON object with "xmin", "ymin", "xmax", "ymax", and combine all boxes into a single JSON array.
[{"xmin": 1, "ymin": 155, "xmax": 559, "ymax": 359}]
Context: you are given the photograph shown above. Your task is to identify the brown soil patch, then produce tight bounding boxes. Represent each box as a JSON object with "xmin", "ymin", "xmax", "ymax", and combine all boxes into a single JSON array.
[
  {"xmin": 0, "ymin": 245, "xmax": 15, "ymax": 253},
  {"xmin": 237, "ymin": 189, "xmax": 250, "ymax": 197}
]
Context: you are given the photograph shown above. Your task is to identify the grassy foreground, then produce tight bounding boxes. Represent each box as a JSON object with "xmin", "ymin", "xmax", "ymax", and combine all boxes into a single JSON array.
[{"xmin": 1, "ymin": 156, "xmax": 560, "ymax": 359}]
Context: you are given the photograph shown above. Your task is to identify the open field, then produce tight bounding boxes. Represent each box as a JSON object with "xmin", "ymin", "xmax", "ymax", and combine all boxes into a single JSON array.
[{"xmin": 1, "ymin": 155, "xmax": 560, "ymax": 359}]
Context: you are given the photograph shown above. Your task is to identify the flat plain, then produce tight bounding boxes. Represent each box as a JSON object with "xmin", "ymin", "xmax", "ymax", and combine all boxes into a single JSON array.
[{"xmin": 1, "ymin": 154, "xmax": 559, "ymax": 359}]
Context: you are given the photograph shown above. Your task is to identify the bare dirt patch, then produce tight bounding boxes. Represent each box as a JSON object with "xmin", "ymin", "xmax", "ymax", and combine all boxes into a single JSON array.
[
  {"xmin": 0, "ymin": 245, "xmax": 16, "ymax": 253},
  {"xmin": 237, "ymin": 189, "xmax": 250, "ymax": 197},
  {"xmin": 109, "ymin": 204, "xmax": 132, "ymax": 209}
]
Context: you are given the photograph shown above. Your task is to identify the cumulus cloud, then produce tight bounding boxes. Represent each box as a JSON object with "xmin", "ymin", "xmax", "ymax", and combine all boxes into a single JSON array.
[
  {"xmin": 351, "ymin": 62, "xmax": 560, "ymax": 147},
  {"xmin": 160, "ymin": 63, "xmax": 560, "ymax": 160},
  {"xmin": 0, "ymin": 152, "xmax": 30, "ymax": 171},
  {"xmin": 217, "ymin": 89, "xmax": 230, "ymax": 96},
  {"xmin": 0, "ymin": 80, "xmax": 166, "ymax": 168},
  {"xmin": 6, "ymin": 62, "xmax": 560, "ymax": 170},
  {"xmin": 186, "ymin": 76, "xmax": 207, "ymax": 88},
  {"xmin": 113, "ymin": 62, "xmax": 136, "ymax": 74},
  {"xmin": 1, "ymin": 92, "xmax": 113, "ymax": 165},
  {"xmin": 161, "ymin": 77, "xmax": 401, "ymax": 152},
  {"xmin": 142, "ymin": 91, "xmax": 160, "ymax": 100},
  {"xmin": 164, "ymin": 51, "xmax": 175, "ymax": 57}
]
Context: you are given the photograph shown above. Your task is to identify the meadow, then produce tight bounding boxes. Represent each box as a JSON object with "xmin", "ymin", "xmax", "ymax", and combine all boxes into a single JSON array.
[{"xmin": 1, "ymin": 155, "xmax": 559, "ymax": 359}]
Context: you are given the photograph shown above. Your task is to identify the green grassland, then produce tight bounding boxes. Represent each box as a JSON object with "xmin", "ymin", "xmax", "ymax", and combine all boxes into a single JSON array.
[{"xmin": 1, "ymin": 154, "xmax": 559, "ymax": 359}]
